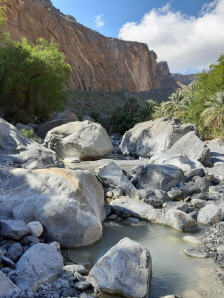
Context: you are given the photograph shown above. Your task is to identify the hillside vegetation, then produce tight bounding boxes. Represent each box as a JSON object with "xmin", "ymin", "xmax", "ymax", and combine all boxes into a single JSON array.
[{"xmin": 157, "ymin": 55, "xmax": 224, "ymax": 139}]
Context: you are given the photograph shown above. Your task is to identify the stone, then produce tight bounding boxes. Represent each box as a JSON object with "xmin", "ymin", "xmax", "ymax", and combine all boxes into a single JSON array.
[
  {"xmin": 104, "ymin": 205, "xmax": 112, "ymax": 217},
  {"xmin": 182, "ymin": 236, "xmax": 202, "ymax": 245},
  {"xmin": 191, "ymin": 198, "xmax": 207, "ymax": 209},
  {"xmin": 0, "ymin": 168, "xmax": 105, "ymax": 248},
  {"xmin": 192, "ymin": 176, "xmax": 212, "ymax": 192},
  {"xmin": 207, "ymin": 162, "xmax": 224, "ymax": 179},
  {"xmin": 16, "ymin": 243, "xmax": 64, "ymax": 291},
  {"xmin": 50, "ymin": 241, "xmax": 61, "ymax": 251},
  {"xmin": 169, "ymin": 131, "xmax": 211, "ymax": 166},
  {"xmin": 63, "ymin": 264, "xmax": 88, "ymax": 275},
  {"xmin": 136, "ymin": 189, "xmax": 169, "ymax": 207},
  {"xmin": 21, "ymin": 236, "xmax": 41, "ymax": 246},
  {"xmin": 1, "ymin": 256, "xmax": 16, "ymax": 269},
  {"xmin": 163, "ymin": 202, "xmax": 189, "ymax": 213},
  {"xmin": 150, "ymin": 152, "xmax": 203, "ymax": 174},
  {"xmin": 44, "ymin": 121, "xmax": 113, "ymax": 160},
  {"xmin": 108, "ymin": 214, "xmax": 118, "ymax": 220},
  {"xmin": 88, "ymin": 237, "xmax": 152, "ymax": 298},
  {"xmin": 106, "ymin": 191, "xmax": 113, "ymax": 198},
  {"xmin": 97, "ymin": 161, "xmax": 137, "ymax": 196},
  {"xmin": 186, "ymin": 168, "xmax": 206, "ymax": 181},
  {"xmin": 209, "ymin": 184, "xmax": 224, "ymax": 196},
  {"xmin": 75, "ymin": 281, "xmax": 92, "ymax": 290},
  {"xmin": 183, "ymin": 248, "xmax": 207, "ymax": 258},
  {"xmin": 159, "ymin": 209, "xmax": 199, "ymax": 232},
  {"xmin": 127, "ymin": 217, "xmax": 140, "ymax": 223},
  {"xmin": 129, "ymin": 164, "xmax": 185, "ymax": 192},
  {"xmin": 167, "ymin": 188, "xmax": 184, "ymax": 200},
  {"xmin": 0, "ymin": 271, "xmax": 20, "ymax": 297},
  {"xmin": 27, "ymin": 221, "xmax": 44, "ymax": 238},
  {"xmin": 121, "ymin": 118, "xmax": 196, "ymax": 157},
  {"xmin": 0, "ymin": 220, "xmax": 29, "ymax": 240},
  {"xmin": 0, "ymin": 117, "xmax": 57, "ymax": 169},
  {"xmin": 6, "ymin": 243, "xmax": 24, "ymax": 262},
  {"xmin": 110, "ymin": 198, "xmax": 198, "ymax": 232},
  {"xmin": 197, "ymin": 204, "xmax": 224, "ymax": 225}
]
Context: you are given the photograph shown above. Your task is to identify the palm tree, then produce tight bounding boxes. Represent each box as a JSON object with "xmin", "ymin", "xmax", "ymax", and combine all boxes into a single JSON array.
[
  {"xmin": 160, "ymin": 90, "xmax": 185, "ymax": 117},
  {"xmin": 201, "ymin": 91, "xmax": 224, "ymax": 133}
]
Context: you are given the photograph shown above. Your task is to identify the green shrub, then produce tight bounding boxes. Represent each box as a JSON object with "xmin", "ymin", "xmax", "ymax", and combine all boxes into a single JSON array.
[
  {"xmin": 0, "ymin": 37, "xmax": 72, "ymax": 123},
  {"xmin": 20, "ymin": 129, "xmax": 41, "ymax": 143}
]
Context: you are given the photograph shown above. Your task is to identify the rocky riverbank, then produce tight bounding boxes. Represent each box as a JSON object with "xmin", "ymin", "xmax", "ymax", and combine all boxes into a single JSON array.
[{"xmin": 0, "ymin": 115, "xmax": 224, "ymax": 297}]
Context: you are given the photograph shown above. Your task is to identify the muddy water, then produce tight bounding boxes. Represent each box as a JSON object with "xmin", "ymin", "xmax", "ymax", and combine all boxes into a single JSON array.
[{"xmin": 64, "ymin": 221, "xmax": 224, "ymax": 298}]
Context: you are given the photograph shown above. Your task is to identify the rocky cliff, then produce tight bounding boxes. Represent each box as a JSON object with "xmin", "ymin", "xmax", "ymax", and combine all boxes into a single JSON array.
[
  {"xmin": 4, "ymin": 0, "xmax": 170, "ymax": 92},
  {"xmin": 173, "ymin": 73, "xmax": 197, "ymax": 86}
]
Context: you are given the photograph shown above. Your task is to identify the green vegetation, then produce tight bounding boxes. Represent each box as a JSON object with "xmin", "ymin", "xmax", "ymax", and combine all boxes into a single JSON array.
[
  {"xmin": 96, "ymin": 97, "xmax": 158, "ymax": 135},
  {"xmin": 20, "ymin": 129, "xmax": 41, "ymax": 143},
  {"xmin": 157, "ymin": 54, "xmax": 224, "ymax": 139},
  {"xmin": 0, "ymin": 2, "xmax": 72, "ymax": 124},
  {"xmin": 0, "ymin": 37, "xmax": 72, "ymax": 123},
  {"xmin": 0, "ymin": 0, "xmax": 6, "ymax": 27}
]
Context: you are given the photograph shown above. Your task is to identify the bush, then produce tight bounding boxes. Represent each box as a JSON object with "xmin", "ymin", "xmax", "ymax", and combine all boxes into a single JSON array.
[
  {"xmin": 0, "ymin": 37, "xmax": 72, "ymax": 123},
  {"xmin": 20, "ymin": 129, "xmax": 41, "ymax": 143}
]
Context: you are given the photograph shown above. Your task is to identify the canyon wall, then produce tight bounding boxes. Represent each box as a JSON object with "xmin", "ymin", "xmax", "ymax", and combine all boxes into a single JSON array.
[
  {"xmin": 4, "ymin": 0, "xmax": 171, "ymax": 92},
  {"xmin": 173, "ymin": 73, "xmax": 197, "ymax": 86}
]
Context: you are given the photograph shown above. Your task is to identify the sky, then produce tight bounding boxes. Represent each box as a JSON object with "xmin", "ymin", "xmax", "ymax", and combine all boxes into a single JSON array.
[{"xmin": 51, "ymin": 0, "xmax": 224, "ymax": 74}]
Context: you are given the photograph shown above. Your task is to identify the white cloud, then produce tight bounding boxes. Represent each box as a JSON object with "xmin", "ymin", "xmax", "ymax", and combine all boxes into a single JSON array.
[
  {"xmin": 118, "ymin": 0, "xmax": 224, "ymax": 73},
  {"xmin": 94, "ymin": 14, "xmax": 104, "ymax": 28}
]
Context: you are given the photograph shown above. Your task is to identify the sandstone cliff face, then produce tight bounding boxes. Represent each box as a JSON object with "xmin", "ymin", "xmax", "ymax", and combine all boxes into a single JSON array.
[{"xmin": 4, "ymin": 0, "xmax": 168, "ymax": 92}]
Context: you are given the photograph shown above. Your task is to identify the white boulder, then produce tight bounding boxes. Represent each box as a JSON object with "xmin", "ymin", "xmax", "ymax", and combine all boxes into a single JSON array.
[
  {"xmin": 0, "ymin": 168, "xmax": 105, "ymax": 247},
  {"xmin": 120, "ymin": 118, "xmax": 196, "ymax": 157},
  {"xmin": 44, "ymin": 120, "xmax": 113, "ymax": 160},
  {"xmin": 89, "ymin": 237, "xmax": 152, "ymax": 298}
]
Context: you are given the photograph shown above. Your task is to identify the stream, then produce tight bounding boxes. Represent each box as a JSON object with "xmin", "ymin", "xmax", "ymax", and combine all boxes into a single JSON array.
[{"xmin": 64, "ymin": 220, "xmax": 224, "ymax": 298}]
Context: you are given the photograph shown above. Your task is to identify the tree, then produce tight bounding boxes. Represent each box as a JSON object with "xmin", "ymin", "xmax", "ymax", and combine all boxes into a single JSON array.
[
  {"xmin": 0, "ymin": 37, "xmax": 72, "ymax": 123},
  {"xmin": 160, "ymin": 90, "xmax": 185, "ymax": 117},
  {"xmin": 0, "ymin": 0, "xmax": 6, "ymax": 27},
  {"xmin": 201, "ymin": 91, "xmax": 224, "ymax": 136}
]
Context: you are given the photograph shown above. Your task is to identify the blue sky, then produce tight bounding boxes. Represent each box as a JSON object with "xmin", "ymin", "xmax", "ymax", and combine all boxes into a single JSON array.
[
  {"xmin": 51, "ymin": 0, "xmax": 224, "ymax": 73},
  {"xmin": 51, "ymin": 0, "xmax": 210, "ymax": 37}
]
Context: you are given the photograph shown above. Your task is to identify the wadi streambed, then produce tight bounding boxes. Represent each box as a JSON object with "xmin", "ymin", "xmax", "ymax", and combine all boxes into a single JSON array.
[{"xmin": 64, "ymin": 220, "xmax": 224, "ymax": 298}]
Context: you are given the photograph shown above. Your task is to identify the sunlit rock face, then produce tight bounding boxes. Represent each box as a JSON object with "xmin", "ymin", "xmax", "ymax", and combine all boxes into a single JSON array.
[{"xmin": 4, "ymin": 0, "xmax": 169, "ymax": 92}]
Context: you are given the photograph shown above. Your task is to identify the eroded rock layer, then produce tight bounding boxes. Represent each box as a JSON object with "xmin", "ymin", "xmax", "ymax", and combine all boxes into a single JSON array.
[{"xmin": 5, "ymin": 0, "xmax": 168, "ymax": 92}]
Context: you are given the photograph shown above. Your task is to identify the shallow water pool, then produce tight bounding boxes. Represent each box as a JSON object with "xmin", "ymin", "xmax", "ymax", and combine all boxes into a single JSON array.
[{"xmin": 63, "ymin": 221, "xmax": 224, "ymax": 298}]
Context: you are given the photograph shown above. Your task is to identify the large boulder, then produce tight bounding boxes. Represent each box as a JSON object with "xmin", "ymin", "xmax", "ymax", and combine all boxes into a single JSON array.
[
  {"xmin": 0, "ymin": 272, "xmax": 20, "ymax": 297},
  {"xmin": 110, "ymin": 198, "xmax": 198, "ymax": 232},
  {"xmin": 97, "ymin": 161, "xmax": 137, "ymax": 196},
  {"xmin": 120, "ymin": 118, "xmax": 196, "ymax": 157},
  {"xmin": 0, "ymin": 118, "xmax": 57, "ymax": 169},
  {"xmin": 0, "ymin": 117, "xmax": 57, "ymax": 169},
  {"xmin": 88, "ymin": 237, "xmax": 152, "ymax": 298},
  {"xmin": 37, "ymin": 110, "xmax": 79, "ymax": 138},
  {"xmin": 129, "ymin": 164, "xmax": 185, "ymax": 192},
  {"xmin": 169, "ymin": 131, "xmax": 211, "ymax": 166},
  {"xmin": 16, "ymin": 243, "xmax": 64, "ymax": 291},
  {"xmin": 149, "ymin": 152, "xmax": 203, "ymax": 174},
  {"xmin": 0, "ymin": 219, "xmax": 29, "ymax": 240},
  {"xmin": 197, "ymin": 203, "xmax": 224, "ymax": 225},
  {"xmin": 0, "ymin": 168, "xmax": 105, "ymax": 247},
  {"xmin": 44, "ymin": 120, "xmax": 113, "ymax": 160}
]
